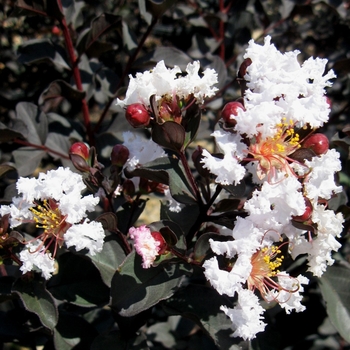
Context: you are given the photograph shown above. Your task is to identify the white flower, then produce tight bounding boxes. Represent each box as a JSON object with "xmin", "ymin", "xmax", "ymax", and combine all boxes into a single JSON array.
[
  {"xmin": 116, "ymin": 60, "xmax": 218, "ymax": 108},
  {"xmin": 0, "ymin": 167, "xmax": 105, "ymax": 278},
  {"xmin": 19, "ymin": 241, "xmax": 56, "ymax": 280},
  {"xmin": 65, "ymin": 221, "xmax": 105, "ymax": 256},
  {"xmin": 122, "ymin": 131, "xmax": 166, "ymax": 171},
  {"xmin": 269, "ymin": 273, "xmax": 309, "ymax": 314},
  {"xmin": 221, "ymin": 289, "xmax": 266, "ymax": 340},
  {"xmin": 235, "ymin": 36, "xmax": 335, "ymax": 138},
  {"xmin": 304, "ymin": 149, "xmax": 342, "ymax": 201},
  {"xmin": 201, "ymin": 130, "xmax": 247, "ymax": 185},
  {"xmin": 244, "ymin": 175, "xmax": 305, "ymax": 231}
]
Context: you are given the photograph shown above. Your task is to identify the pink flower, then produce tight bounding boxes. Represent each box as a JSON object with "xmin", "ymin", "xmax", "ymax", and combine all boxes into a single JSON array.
[{"xmin": 129, "ymin": 225, "xmax": 166, "ymax": 268}]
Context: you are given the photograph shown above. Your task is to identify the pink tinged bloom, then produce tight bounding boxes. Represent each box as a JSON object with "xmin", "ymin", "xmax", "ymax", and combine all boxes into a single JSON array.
[{"xmin": 129, "ymin": 225, "xmax": 166, "ymax": 268}]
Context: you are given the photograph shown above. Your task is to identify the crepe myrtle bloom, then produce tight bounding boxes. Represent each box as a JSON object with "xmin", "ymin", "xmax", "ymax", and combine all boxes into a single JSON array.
[
  {"xmin": 201, "ymin": 36, "xmax": 336, "ymax": 184},
  {"xmin": 0, "ymin": 167, "xmax": 105, "ymax": 279},
  {"xmin": 116, "ymin": 60, "xmax": 218, "ymax": 109},
  {"xmin": 203, "ymin": 222, "xmax": 309, "ymax": 340},
  {"xmin": 129, "ymin": 225, "xmax": 167, "ymax": 268}
]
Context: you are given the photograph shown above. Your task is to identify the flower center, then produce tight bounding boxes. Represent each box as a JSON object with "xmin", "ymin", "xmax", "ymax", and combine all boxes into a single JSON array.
[
  {"xmin": 29, "ymin": 199, "xmax": 71, "ymax": 250},
  {"xmin": 247, "ymin": 245, "xmax": 284, "ymax": 298},
  {"xmin": 248, "ymin": 119, "xmax": 301, "ymax": 180}
]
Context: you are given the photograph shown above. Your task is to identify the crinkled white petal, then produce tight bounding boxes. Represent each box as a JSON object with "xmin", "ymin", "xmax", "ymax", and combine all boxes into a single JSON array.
[
  {"xmin": 306, "ymin": 204, "xmax": 343, "ymax": 277},
  {"xmin": 122, "ymin": 131, "xmax": 166, "ymax": 171},
  {"xmin": 201, "ymin": 130, "xmax": 247, "ymax": 185},
  {"xmin": 304, "ymin": 149, "xmax": 342, "ymax": 201},
  {"xmin": 59, "ymin": 193, "xmax": 100, "ymax": 224},
  {"xmin": 269, "ymin": 273, "xmax": 308, "ymax": 314},
  {"xmin": 244, "ymin": 175, "xmax": 305, "ymax": 231},
  {"xmin": 19, "ymin": 241, "xmax": 55, "ymax": 280},
  {"xmin": 65, "ymin": 220, "xmax": 105, "ymax": 256},
  {"xmin": 221, "ymin": 289, "xmax": 266, "ymax": 340},
  {"xmin": 17, "ymin": 167, "xmax": 85, "ymax": 202},
  {"xmin": 116, "ymin": 60, "xmax": 218, "ymax": 108},
  {"xmin": 237, "ymin": 36, "xmax": 335, "ymax": 138},
  {"xmin": 209, "ymin": 217, "xmax": 264, "ymax": 257},
  {"xmin": 203, "ymin": 256, "xmax": 250, "ymax": 297},
  {"xmin": 0, "ymin": 197, "xmax": 34, "ymax": 228}
]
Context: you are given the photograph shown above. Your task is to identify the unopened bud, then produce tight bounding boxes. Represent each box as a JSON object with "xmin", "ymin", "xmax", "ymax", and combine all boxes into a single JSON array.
[
  {"xmin": 69, "ymin": 142, "xmax": 91, "ymax": 172},
  {"xmin": 111, "ymin": 144, "xmax": 129, "ymax": 167},
  {"xmin": 69, "ymin": 142, "xmax": 90, "ymax": 160},
  {"xmin": 292, "ymin": 197, "xmax": 313, "ymax": 222},
  {"xmin": 151, "ymin": 231, "xmax": 168, "ymax": 254},
  {"xmin": 221, "ymin": 101, "xmax": 245, "ymax": 127},
  {"xmin": 125, "ymin": 103, "xmax": 151, "ymax": 128},
  {"xmin": 302, "ymin": 133, "xmax": 329, "ymax": 155}
]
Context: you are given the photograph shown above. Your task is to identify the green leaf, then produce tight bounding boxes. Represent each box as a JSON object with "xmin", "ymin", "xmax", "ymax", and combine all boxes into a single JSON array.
[
  {"xmin": 76, "ymin": 13, "xmax": 122, "ymax": 55},
  {"xmin": 38, "ymin": 80, "xmax": 86, "ymax": 113},
  {"xmin": 319, "ymin": 264, "xmax": 350, "ymax": 342},
  {"xmin": 53, "ymin": 312, "xmax": 98, "ymax": 350},
  {"xmin": 0, "ymin": 120, "xmax": 27, "ymax": 142},
  {"xmin": 15, "ymin": 102, "xmax": 48, "ymax": 145},
  {"xmin": 12, "ymin": 147, "xmax": 46, "ymax": 176},
  {"xmin": 162, "ymin": 284, "xmax": 237, "ymax": 348},
  {"xmin": 89, "ymin": 233, "xmax": 127, "ymax": 287},
  {"xmin": 18, "ymin": 38, "xmax": 70, "ymax": 70},
  {"xmin": 12, "ymin": 278, "xmax": 58, "ymax": 330},
  {"xmin": 160, "ymin": 202, "xmax": 200, "ymax": 236},
  {"xmin": 110, "ymin": 252, "xmax": 191, "ymax": 317},
  {"xmin": 47, "ymin": 253, "xmax": 110, "ymax": 307}
]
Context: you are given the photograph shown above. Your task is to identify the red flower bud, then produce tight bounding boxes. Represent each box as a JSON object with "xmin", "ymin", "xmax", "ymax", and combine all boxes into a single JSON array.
[
  {"xmin": 125, "ymin": 103, "xmax": 151, "ymax": 128},
  {"xmin": 302, "ymin": 133, "xmax": 329, "ymax": 155},
  {"xmin": 292, "ymin": 197, "xmax": 313, "ymax": 222},
  {"xmin": 111, "ymin": 144, "xmax": 129, "ymax": 167},
  {"xmin": 52, "ymin": 26, "xmax": 61, "ymax": 36},
  {"xmin": 221, "ymin": 101, "xmax": 245, "ymax": 127},
  {"xmin": 151, "ymin": 231, "xmax": 168, "ymax": 255},
  {"xmin": 69, "ymin": 142, "xmax": 90, "ymax": 160}
]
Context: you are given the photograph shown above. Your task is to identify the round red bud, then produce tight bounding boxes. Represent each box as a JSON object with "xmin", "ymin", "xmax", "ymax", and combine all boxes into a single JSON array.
[
  {"xmin": 125, "ymin": 103, "xmax": 150, "ymax": 128},
  {"xmin": 151, "ymin": 231, "xmax": 167, "ymax": 255},
  {"xmin": 292, "ymin": 197, "xmax": 313, "ymax": 222},
  {"xmin": 111, "ymin": 144, "xmax": 129, "ymax": 167},
  {"xmin": 221, "ymin": 101, "xmax": 245, "ymax": 127},
  {"xmin": 69, "ymin": 142, "xmax": 90, "ymax": 160},
  {"xmin": 302, "ymin": 133, "xmax": 329, "ymax": 155},
  {"xmin": 52, "ymin": 26, "xmax": 61, "ymax": 35}
]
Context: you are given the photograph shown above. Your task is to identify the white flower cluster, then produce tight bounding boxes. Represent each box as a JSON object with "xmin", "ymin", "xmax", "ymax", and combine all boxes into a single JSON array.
[
  {"xmin": 201, "ymin": 37, "xmax": 344, "ymax": 340},
  {"xmin": 0, "ymin": 167, "xmax": 105, "ymax": 279},
  {"xmin": 116, "ymin": 60, "xmax": 218, "ymax": 108}
]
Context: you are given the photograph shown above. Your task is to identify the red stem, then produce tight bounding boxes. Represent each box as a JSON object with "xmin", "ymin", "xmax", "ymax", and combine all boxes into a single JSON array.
[
  {"xmin": 56, "ymin": 0, "xmax": 93, "ymax": 145},
  {"xmin": 14, "ymin": 138, "xmax": 70, "ymax": 160}
]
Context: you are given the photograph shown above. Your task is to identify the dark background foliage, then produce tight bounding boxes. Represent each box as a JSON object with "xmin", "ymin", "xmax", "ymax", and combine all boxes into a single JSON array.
[{"xmin": 0, "ymin": 0, "xmax": 350, "ymax": 349}]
